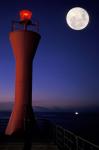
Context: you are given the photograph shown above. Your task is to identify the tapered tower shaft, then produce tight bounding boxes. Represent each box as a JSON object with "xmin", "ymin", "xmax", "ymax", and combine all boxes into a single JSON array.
[{"xmin": 5, "ymin": 31, "xmax": 40, "ymax": 135}]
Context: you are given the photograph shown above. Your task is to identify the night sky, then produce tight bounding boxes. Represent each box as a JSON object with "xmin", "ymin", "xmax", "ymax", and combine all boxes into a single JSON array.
[{"xmin": 0, "ymin": 0, "xmax": 99, "ymax": 110}]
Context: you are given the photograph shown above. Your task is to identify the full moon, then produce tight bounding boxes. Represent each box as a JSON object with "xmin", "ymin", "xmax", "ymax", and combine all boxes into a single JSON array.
[{"xmin": 66, "ymin": 7, "xmax": 89, "ymax": 30}]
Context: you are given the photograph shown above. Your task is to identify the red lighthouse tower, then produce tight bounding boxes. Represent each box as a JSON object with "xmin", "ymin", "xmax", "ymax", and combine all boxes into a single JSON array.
[{"xmin": 5, "ymin": 10, "xmax": 41, "ymax": 135}]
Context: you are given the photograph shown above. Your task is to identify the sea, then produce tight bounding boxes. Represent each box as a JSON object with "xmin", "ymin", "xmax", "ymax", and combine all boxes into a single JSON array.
[{"xmin": 0, "ymin": 111, "xmax": 99, "ymax": 145}]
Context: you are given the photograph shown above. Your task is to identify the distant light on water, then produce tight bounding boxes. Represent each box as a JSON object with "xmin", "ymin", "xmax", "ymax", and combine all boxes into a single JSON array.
[{"xmin": 75, "ymin": 112, "xmax": 79, "ymax": 115}]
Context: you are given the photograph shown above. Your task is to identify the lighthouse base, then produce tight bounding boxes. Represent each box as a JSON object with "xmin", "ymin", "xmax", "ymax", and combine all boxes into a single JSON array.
[{"xmin": 5, "ymin": 106, "xmax": 36, "ymax": 136}]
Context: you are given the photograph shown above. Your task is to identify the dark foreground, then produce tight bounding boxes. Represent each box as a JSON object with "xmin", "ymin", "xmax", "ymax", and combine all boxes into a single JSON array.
[
  {"xmin": 0, "ymin": 118, "xmax": 58, "ymax": 150},
  {"xmin": 0, "ymin": 116, "xmax": 99, "ymax": 150}
]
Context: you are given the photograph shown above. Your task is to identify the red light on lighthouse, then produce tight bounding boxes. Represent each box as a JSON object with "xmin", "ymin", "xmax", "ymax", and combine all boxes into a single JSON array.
[{"xmin": 20, "ymin": 10, "xmax": 32, "ymax": 21}]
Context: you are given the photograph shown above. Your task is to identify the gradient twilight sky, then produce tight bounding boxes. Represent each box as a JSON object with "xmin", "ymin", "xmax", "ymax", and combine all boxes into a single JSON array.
[{"xmin": 0, "ymin": 0, "xmax": 99, "ymax": 109}]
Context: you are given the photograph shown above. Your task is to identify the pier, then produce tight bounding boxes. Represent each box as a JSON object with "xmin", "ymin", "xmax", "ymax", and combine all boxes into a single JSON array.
[{"xmin": 0, "ymin": 118, "xmax": 99, "ymax": 150}]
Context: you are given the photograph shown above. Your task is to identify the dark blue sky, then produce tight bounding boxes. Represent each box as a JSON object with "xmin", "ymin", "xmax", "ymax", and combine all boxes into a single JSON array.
[{"xmin": 0, "ymin": 0, "xmax": 99, "ymax": 109}]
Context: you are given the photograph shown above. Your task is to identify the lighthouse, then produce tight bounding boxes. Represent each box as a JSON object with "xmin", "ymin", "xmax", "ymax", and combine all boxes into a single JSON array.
[{"xmin": 5, "ymin": 10, "xmax": 41, "ymax": 135}]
